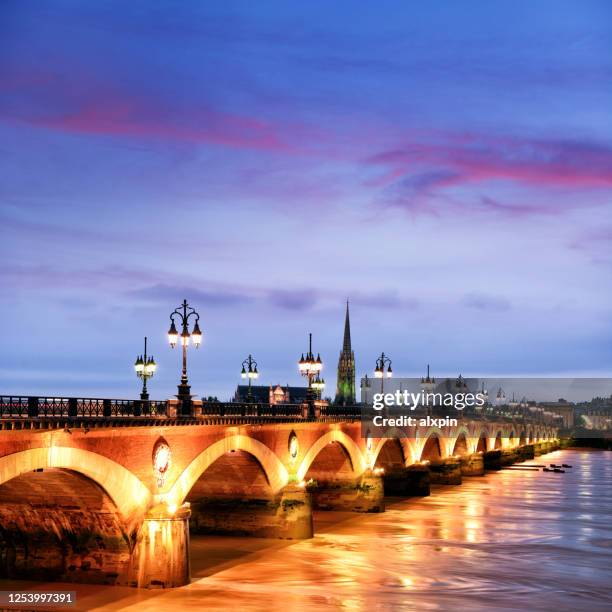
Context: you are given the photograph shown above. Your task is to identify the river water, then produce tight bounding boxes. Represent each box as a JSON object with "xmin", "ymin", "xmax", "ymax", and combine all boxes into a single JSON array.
[{"xmin": 2, "ymin": 449, "xmax": 611, "ymax": 611}]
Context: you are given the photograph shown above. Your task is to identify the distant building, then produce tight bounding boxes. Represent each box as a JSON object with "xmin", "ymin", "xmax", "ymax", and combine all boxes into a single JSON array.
[
  {"xmin": 538, "ymin": 399, "xmax": 575, "ymax": 428},
  {"xmin": 581, "ymin": 411, "xmax": 612, "ymax": 430},
  {"xmin": 335, "ymin": 301, "xmax": 356, "ymax": 405},
  {"xmin": 233, "ymin": 384, "xmax": 308, "ymax": 404}
]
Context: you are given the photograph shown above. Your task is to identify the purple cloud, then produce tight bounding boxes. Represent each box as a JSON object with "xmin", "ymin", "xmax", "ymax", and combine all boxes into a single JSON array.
[{"xmin": 365, "ymin": 135, "xmax": 612, "ymax": 202}]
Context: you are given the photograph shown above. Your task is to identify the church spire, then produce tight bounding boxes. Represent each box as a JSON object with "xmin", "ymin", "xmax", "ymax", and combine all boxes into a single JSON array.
[
  {"xmin": 335, "ymin": 299, "xmax": 356, "ymax": 405},
  {"xmin": 343, "ymin": 299, "xmax": 351, "ymax": 352}
]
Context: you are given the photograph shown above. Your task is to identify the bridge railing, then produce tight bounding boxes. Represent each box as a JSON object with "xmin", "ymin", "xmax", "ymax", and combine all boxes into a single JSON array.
[
  {"xmin": 1, "ymin": 395, "xmax": 551, "ymax": 427},
  {"xmin": 0, "ymin": 396, "xmax": 168, "ymax": 419},
  {"xmin": 0, "ymin": 396, "xmax": 310, "ymax": 420},
  {"xmin": 319, "ymin": 405, "xmax": 362, "ymax": 418},
  {"xmin": 199, "ymin": 402, "xmax": 302, "ymax": 418}
]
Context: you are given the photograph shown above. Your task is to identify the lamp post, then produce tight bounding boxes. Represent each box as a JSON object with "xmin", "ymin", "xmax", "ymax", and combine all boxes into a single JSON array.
[
  {"xmin": 134, "ymin": 336, "xmax": 156, "ymax": 401},
  {"xmin": 421, "ymin": 364, "xmax": 435, "ymax": 415},
  {"xmin": 240, "ymin": 354, "xmax": 259, "ymax": 402},
  {"xmin": 374, "ymin": 352, "xmax": 392, "ymax": 395},
  {"xmin": 167, "ymin": 299, "xmax": 202, "ymax": 403},
  {"xmin": 298, "ymin": 333, "xmax": 323, "ymax": 413}
]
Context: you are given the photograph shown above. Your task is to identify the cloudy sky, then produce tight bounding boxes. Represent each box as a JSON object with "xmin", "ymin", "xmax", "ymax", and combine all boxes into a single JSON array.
[{"xmin": 1, "ymin": 1, "xmax": 611, "ymax": 400}]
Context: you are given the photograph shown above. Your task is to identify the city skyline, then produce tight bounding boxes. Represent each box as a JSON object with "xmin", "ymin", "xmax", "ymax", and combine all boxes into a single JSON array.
[{"xmin": 2, "ymin": 2, "xmax": 611, "ymax": 399}]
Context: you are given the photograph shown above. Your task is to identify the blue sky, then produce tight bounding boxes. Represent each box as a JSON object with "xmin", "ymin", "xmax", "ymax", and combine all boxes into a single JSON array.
[{"xmin": 1, "ymin": 1, "xmax": 611, "ymax": 400}]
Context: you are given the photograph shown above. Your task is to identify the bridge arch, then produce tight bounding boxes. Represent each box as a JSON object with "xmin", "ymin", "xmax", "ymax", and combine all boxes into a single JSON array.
[
  {"xmin": 451, "ymin": 428, "xmax": 470, "ymax": 456},
  {"xmin": 419, "ymin": 431, "xmax": 443, "ymax": 462},
  {"xmin": 373, "ymin": 438, "xmax": 405, "ymax": 472},
  {"xmin": 297, "ymin": 430, "xmax": 366, "ymax": 481},
  {"xmin": 493, "ymin": 430, "xmax": 503, "ymax": 449},
  {"xmin": 0, "ymin": 447, "xmax": 151, "ymax": 521},
  {"xmin": 475, "ymin": 429, "xmax": 488, "ymax": 453},
  {"xmin": 168, "ymin": 434, "xmax": 289, "ymax": 506}
]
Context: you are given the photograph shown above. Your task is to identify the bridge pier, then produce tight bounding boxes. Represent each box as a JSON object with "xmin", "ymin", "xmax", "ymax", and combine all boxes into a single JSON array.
[
  {"xmin": 383, "ymin": 464, "xmax": 430, "ymax": 497},
  {"xmin": 131, "ymin": 504, "xmax": 191, "ymax": 589},
  {"xmin": 460, "ymin": 453, "xmax": 485, "ymax": 476},
  {"xmin": 483, "ymin": 449, "xmax": 502, "ymax": 470},
  {"xmin": 500, "ymin": 448, "xmax": 520, "ymax": 467},
  {"xmin": 309, "ymin": 472, "xmax": 384, "ymax": 512},
  {"xmin": 189, "ymin": 484, "xmax": 313, "ymax": 540},
  {"xmin": 429, "ymin": 457, "xmax": 462, "ymax": 485},
  {"xmin": 517, "ymin": 444, "xmax": 535, "ymax": 461},
  {"xmin": 534, "ymin": 441, "xmax": 556, "ymax": 456}
]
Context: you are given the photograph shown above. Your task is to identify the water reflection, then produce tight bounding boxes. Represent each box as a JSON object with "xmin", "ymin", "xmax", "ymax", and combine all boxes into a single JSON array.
[{"xmin": 1, "ymin": 450, "xmax": 610, "ymax": 611}]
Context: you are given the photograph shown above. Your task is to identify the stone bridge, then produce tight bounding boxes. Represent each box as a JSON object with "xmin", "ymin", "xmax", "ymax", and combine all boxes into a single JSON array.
[{"xmin": 0, "ymin": 410, "xmax": 558, "ymax": 589}]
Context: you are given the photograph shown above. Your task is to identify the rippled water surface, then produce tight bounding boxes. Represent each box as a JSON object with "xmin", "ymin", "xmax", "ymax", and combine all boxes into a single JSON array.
[{"xmin": 2, "ymin": 449, "xmax": 611, "ymax": 611}]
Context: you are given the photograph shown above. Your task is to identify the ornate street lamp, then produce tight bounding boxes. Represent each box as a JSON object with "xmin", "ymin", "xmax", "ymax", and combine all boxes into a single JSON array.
[
  {"xmin": 298, "ymin": 333, "xmax": 323, "ymax": 409},
  {"xmin": 240, "ymin": 354, "xmax": 259, "ymax": 402},
  {"xmin": 134, "ymin": 336, "xmax": 157, "ymax": 401},
  {"xmin": 168, "ymin": 299, "xmax": 202, "ymax": 402},
  {"xmin": 374, "ymin": 352, "xmax": 392, "ymax": 395}
]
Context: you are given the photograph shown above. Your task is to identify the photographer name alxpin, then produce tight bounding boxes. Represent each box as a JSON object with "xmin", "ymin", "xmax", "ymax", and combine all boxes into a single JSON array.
[{"xmin": 371, "ymin": 414, "xmax": 459, "ymax": 427}]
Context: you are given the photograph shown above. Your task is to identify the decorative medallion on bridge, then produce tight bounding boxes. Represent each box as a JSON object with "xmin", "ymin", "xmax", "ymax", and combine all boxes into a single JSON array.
[
  {"xmin": 288, "ymin": 431, "xmax": 299, "ymax": 465},
  {"xmin": 152, "ymin": 437, "xmax": 171, "ymax": 488}
]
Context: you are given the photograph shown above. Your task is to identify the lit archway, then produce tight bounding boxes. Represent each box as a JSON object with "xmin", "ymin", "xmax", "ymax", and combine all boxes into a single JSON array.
[
  {"xmin": 420, "ymin": 434, "xmax": 442, "ymax": 461},
  {"xmin": 0, "ymin": 467, "xmax": 133, "ymax": 584},
  {"xmin": 168, "ymin": 435, "xmax": 288, "ymax": 506},
  {"xmin": 0, "ymin": 447, "xmax": 151, "ymax": 522},
  {"xmin": 297, "ymin": 430, "xmax": 366, "ymax": 481},
  {"xmin": 493, "ymin": 431, "xmax": 502, "ymax": 450},
  {"xmin": 476, "ymin": 431, "xmax": 488, "ymax": 453},
  {"xmin": 452, "ymin": 433, "xmax": 469, "ymax": 456},
  {"xmin": 374, "ymin": 439, "xmax": 405, "ymax": 472}
]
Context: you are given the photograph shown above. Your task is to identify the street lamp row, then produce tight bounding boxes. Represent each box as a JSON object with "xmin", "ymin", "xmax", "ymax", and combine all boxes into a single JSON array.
[{"xmin": 135, "ymin": 299, "xmax": 396, "ymax": 405}]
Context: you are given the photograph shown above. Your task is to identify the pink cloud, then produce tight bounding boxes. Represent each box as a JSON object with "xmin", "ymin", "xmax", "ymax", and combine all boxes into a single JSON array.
[
  {"xmin": 0, "ymin": 69, "xmax": 320, "ymax": 153},
  {"xmin": 365, "ymin": 135, "xmax": 612, "ymax": 192}
]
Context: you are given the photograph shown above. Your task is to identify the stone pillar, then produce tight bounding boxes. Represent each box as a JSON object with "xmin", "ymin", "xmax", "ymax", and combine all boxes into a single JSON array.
[
  {"xmin": 309, "ymin": 472, "xmax": 384, "ymax": 512},
  {"xmin": 191, "ymin": 399, "xmax": 203, "ymax": 418},
  {"xmin": 483, "ymin": 449, "xmax": 502, "ymax": 470},
  {"xmin": 383, "ymin": 465, "xmax": 430, "ymax": 497},
  {"xmin": 500, "ymin": 448, "xmax": 520, "ymax": 467},
  {"xmin": 460, "ymin": 453, "xmax": 485, "ymax": 476},
  {"xmin": 166, "ymin": 399, "xmax": 179, "ymax": 418},
  {"xmin": 277, "ymin": 484, "xmax": 313, "ymax": 539},
  {"xmin": 518, "ymin": 444, "xmax": 535, "ymax": 461},
  {"xmin": 429, "ymin": 457, "xmax": 462, "ymax": 485},
  {"xmin": 132, "ymin": 504, "xmax": 190, "ymax": 589}
]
